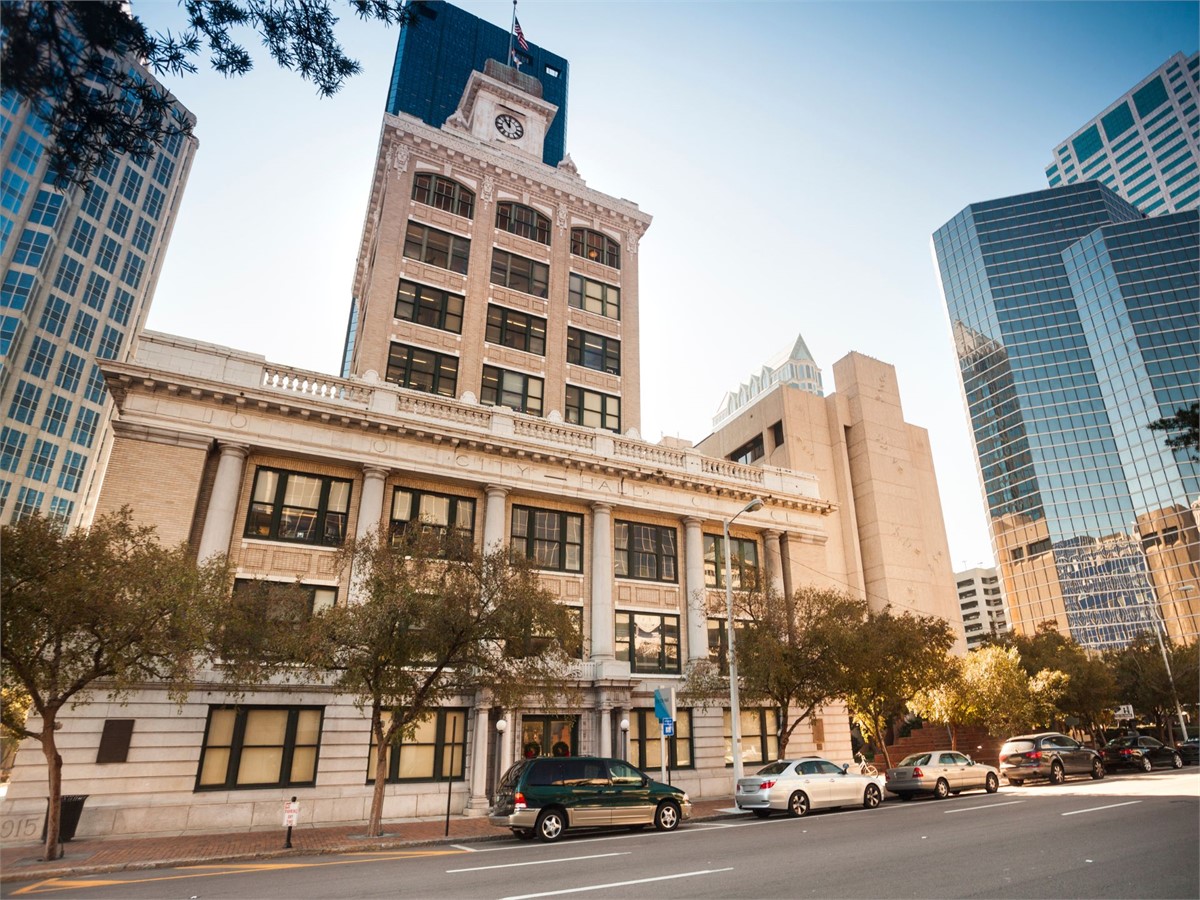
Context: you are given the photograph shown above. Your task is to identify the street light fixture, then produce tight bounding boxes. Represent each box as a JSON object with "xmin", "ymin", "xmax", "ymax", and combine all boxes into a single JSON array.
[
  {"xmin": 724, "ymin": 496, "xmax": 763, "ymax": 788},
  {"xmin": 619, "ymin": 718, "xmax": 630, "ymax": 761}
]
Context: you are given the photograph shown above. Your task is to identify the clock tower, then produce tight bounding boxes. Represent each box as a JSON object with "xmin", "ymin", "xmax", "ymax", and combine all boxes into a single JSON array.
[{"xmin": 444, "ymin": 59, "xmax": 560, "ymax": 164}]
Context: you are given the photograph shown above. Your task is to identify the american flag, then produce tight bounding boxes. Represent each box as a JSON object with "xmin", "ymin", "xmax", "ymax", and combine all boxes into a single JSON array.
[{"xmin": 514, "ymin": 18, "xmax": 529, "ymax": 52}]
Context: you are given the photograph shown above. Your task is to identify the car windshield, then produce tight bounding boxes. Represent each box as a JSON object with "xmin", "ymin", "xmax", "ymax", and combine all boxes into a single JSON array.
[
  {"xmin": 1001, "ymin": 740, "xmax": 1036, "ymax": 754},
  {"xmin": 1108, "ymin": 736, "xmax": 1138, "ymax": 748},
  {"xmin": 898, "ymin": 753, "xmax": 931, "ymax": 767},
  {"xmin": 755, "ymin": 761, "xmax": 792, "ymax": 776}
]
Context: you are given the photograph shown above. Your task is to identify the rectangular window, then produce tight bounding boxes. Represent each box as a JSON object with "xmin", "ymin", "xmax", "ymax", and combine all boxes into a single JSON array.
[
  {"xmin": 71, "ymin": 406, "xmax": 99, "ymax": 447},
  {"xmin": 8, "ymin": 380, "xmax": 42, "ymax": 425},
  {"xmin": 1, "ymin": 271, "xmax": 35, "ymax": 310},
  {"xmin": 94, "ymin": 234, "xmax": 120, "ymax": 273},
  {"xmin": 385, "ymin": 342, "xmax": 458, "ymax": 397},
  {"xmin": 81, "ymin": 272, "xmax": 109, "ymax": 311},
  {"xmin": 53, "ymin": 254, "xmax": 84, "ymax": 295},
  {"xmin": 628, "ymin": 709, "xmax": 693, "ymax": 769},
  {"xmin": 390, "ymin": 486, "xmax": 475, "ymax": 552},
  {"xmin": 615, "ymin": 611, "xmax": 680, "ymax": 674},
  {"xmin": 394, "ymin": 279, "xmax": 463, "ymax": 334},
  {"xmin": 564, "ymin": 385, "xmax": 620, "ymax": 433},
  {"xmin": 367, "ymin": 709, "xmax": 466, "ymax": 783},
  {"xmin": 723, "ymin": 708, "xmax": 778, "ymax": 767},
  {"xmin": 490, "ymin": 249, "xmax": 549, "ymax": 298},
  {"xmin": 232, "ymin": 578, "xmax": 337, "ymax": 619},
  {"xmin": 66, "ymin": 217, "xmax": 96, "ymax": 257},
  {"xmin": 83, "ymin": 364, "xmax": 106, "ymax": 404},
  {"xmin": 12, "ymin": 486, "xmax": 44, "ymax": 519},
  {"xmin": 119, "ymin": 251, "xmax": 144, "ymax": 289},
  {"xmin": 403, "ymin": 221, "xmax": 470, "ymax": 274},
  {"xmin": 106, "ymin": 199, "xmax": 132, "ymax": 238},
  {"xmin": 480, "ymin": 365, "xmax": 543, "ymax": 416},
  {"xmin": 196, "ymin": 706, "xmax": 323, "ymax": 790},
  {"xmin": 614, "ymin": 521, "xmax": 677, "ymax": 582},
  {"xmin": 25, "ymin": 438, "xmax": 58, "ymax": 483},
  {"xmin": 486, "ymin": 304, "xmax": 546, "ymax": 355},
  {"xmin": 96, "ymin": 719, "xmax": 135, "ymax": 764},
  {"xmin": 244, "ymin": 467, "xmax": 353, "ymax": 546},
  {"xmin": 142, "ymin": 185, "xmax": 164, "ymax": 220},
  {"xmin": 0, "ymin": 315, "xmax": 21, "ymax": 358},
  {"xmin": 80, "ymin": 184, "xmax": 108, "ymax": 221},
  {"xmin": 152, "ymin": 153, "xmax": 175, "ymax": 187},
  {"xmin": 29, "ymin": 190, "xmax": 63, "ymax": 226},
  {"xmin": 10, "ymin": 132, "xmax": 42, "ymax": 175},
  {"xmin": 57, "ymin": 450, "xmax": 87, "ymax": 491},
  {"xmin": 770, "ymin": 421, "xmax": 785, "ymax": 449},
  {"xmin": 23, "ymin": 335, "xmax": 55, "ymax": 377},
  {"xmin": 566, "ymin": 327, "xmax": 621, "ymax": 376},
  {"xmin": 12, "ymin": 228, "xmax": 49, "ymax": 267},
  {"xmin": 117, "ymin": 168, "xmax": 143, "ymax": 204},
  {"xmin": 703, "ymin": 534, "xmax": 759, "ymax": 589},
  {"xmin": 92, "ymin": 153, "xmax": 117, "ymax": 185},
  {"xmin": 0, "ymin": 427, "xmax": 27, "ymax": 473},
  {"xmin": 707, "ymin": 616, "xmax": 749, "ymax": 671},
  {"xmin": 130, "ymin": 216, "xmax": 156, "ymax": 253},
  {"xmin": 40, "ymin": 393, "xmax": 71, "ymax": 437},
  {"xmin": 511, "ymin": 506, "xmax": 583, "ymax": 572},
  {"xmin": 728, "ymin": 435, "xmax": 765, "ymax": 465},
  {"xmin": 566, "ymin": 274, "xmax": 619, "ymax": 321},
  {"xmin": 1, "ymin": 170, "xmax": 30, "ymax": 214},
  {"xmin": 68, "ymin": 309, "xmax": 97, "ymax": 351},
  {"xmin": 96, "ymin": 325, "xmax": 123, "ymax": 360},
  {"xmin": 109, "ymin": 287, "xmax": 134, "ymax": 326}
]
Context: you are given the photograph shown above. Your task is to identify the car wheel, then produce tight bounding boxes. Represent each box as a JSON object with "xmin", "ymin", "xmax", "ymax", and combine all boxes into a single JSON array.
[
  {"xmin": 1091, "ymin": 758, "xmax": 1105, "ymax": 780},
  {"xmin": 654, "ymin": 800, "xmax": 681, "ymax": 832},
  {"xmin": 1008, "ymin": 778, "xmax": 1024, "ymax": 786},
  {"xmin": 751, "ymin": 809, "xmax": 772, "ymax": 819},
  {"xmin": 1049, "ymin": 761, "xmax": 1065, "ymax": 785},
  {"xmin": 535, "ymin": 808, "xmax": 566, "ymax": 843},
  {"xmin": 934, "ymin": 778, "xmax": 950, "ymax": 800},
  {"xmin": 1139, "ymin": 755, "xmax": 1153, "ymax": 773},
  {"xmin": 897, "ymin": 792, "xmax": 913, "ymax": 801},
  {"xmin": 787, "ymin": 791, "xmax": 811, "ymax": 818},
  {"xmin": 985, "ymin": 773, "xmax": 999, "ymax": 793},
  {"xmin": 1172, "ymin": 753, "xmax": 1183, "ymax": 769},
  {"xmin": 863, "ymin": 784, "xmax": 882, "ymax": 809},
  {"xmin": 514, "ymin": 829, "xmax": 535, "ymax": 841}
]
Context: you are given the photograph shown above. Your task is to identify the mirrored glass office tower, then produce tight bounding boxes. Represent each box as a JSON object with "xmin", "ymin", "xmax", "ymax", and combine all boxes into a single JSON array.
[{"xmin": 933, "ymin": 181, "xmax": 1199, "ymax": 650}]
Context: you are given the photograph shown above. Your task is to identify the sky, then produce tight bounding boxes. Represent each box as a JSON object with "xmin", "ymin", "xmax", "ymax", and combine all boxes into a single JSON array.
[{"xmin": 130, "ymin": 0, "xmax": 1199, "ymax": 571}]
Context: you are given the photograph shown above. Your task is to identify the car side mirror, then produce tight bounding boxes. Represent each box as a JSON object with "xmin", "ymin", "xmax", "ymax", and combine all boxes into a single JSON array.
[
  {"xmin": 642, "ymin": 775, "xmax": 650, "ymax": 787},
  {"xmin": 841, "ymin": 763, "xmax": 850, "ymax": 774}
]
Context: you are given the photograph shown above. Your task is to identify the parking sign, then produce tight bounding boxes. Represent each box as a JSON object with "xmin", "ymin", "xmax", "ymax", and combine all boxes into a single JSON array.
[{"xmin": 662, "ymin": 717, "xmax": 674, "ymax": 737}]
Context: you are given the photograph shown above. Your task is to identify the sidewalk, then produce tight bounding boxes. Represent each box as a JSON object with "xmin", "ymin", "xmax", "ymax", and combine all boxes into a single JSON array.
[{"xmin": 0, "ymin": 796, "xmax": 742, "ymax": 883}]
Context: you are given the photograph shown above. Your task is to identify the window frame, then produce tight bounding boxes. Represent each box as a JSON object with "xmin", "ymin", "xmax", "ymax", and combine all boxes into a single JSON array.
[
  {"xmin": 568, "ymin": 273, "xmax": 620, "ymax": 320},
  {"xmin": 614, "ymin": 521, "xmax": 677, "ymax": 583},
  {"xmin": 486, "ymin": 304, "xmax": 547, "ymax": 356},
  {"xmin": 195, "ymin": 705, "xmax": 324, "ymax": 791},
  {"xmin": 390, "ymin": 486, "xmax": 476, "ymax": 554},
  {"xmin": 403, "ymin": 221, "xmax": 470, "ymax": 274},
  {"xmin": 490, "ymin": 248, "xmax": 549, "ymax": 298},
  {"xmin": 511, "ymin": 506, "xmax": 583, "ymax": 573},
  {"xmin": 570, "ymin": 227, "xmax": 621, "ymax": 269},
  {"xmin": 566, "ymin": 327, "xmax": 621, "ymax": 375},
  {"xmin": 564, "ymin": 385, "xmax": 621, "ymax": 433},
  {"xmin": 628, "ymin": 708, "xmax": 693, "ymax": 770},
  {"xmin": 243, "ymin": 466, "xmax": 353, "ymax": 547},
  {"xmin": 412, "ymin": 172, "xmax": 475, "ymax": 219},
  {"xmin": 367, "ymin": 708, "xmax": 468, "ymax": 784},
  {"xmin": 723, "ymin": 707, "xmax": 779, "ymax": 768},
  {"xmin": 703, "ymin": 534, "xmax": 759, "ymax": 589},
  {"xmin": 386, "ymin": 342, "xmax": 459, "ymax": 397},
  {"xmin": 394, "ymin": 279, "xmax": 464, "ymax": 334},
  {"xmin": 496, "ymin": 201, "xmax": 551, "ymax": 244},
  {"xmin": 615, "ymin": 610, "xmax": 681, "ymax": 674},
  {"xmin": 232, "ymin": 577, "xmax": 338, "ymax": 619},
  {"xmin": 480, "ymin": 365, "xmax": 544, "ymax": 416}
]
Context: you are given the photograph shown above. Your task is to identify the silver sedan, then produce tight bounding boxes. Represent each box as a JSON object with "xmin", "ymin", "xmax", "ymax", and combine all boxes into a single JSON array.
[
  {"xmin": 735, "ymin": 757, "xmax": 886, "ymax": 818},
  {"xmin": 885, "ymin": 750, "xmax": 1000, "ymax": 800}
]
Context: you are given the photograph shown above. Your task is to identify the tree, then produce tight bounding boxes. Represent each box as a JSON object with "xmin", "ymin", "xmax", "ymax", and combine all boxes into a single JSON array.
[
  {"xmin": 0, "ymin": 0, "xmax": 411, "ymax": 187},
  {"xmin": 840, "ymin": 607, "xmax": 956, "ymax": 768},
  {"xmin": 1108, "ymin": 634, "xmax": 1198, "ymax": 742},
  {"xmin": 735, "ymin": 585, "xmax": 868, "ymax": 758},
  {"xmin": 302, "ymin": 528, "xmax": 580, "ymax": 838},
  {"xmin": 1, "ymin": 510, "xmax": 230, "ymax": 861},
  {"xmin": 1001, "ymin": 625, "xmax": 1117, "ymax": 739},
  {"xmin": 1148, "ymin": 403, "xmax": 1199, "ymax": 462}
]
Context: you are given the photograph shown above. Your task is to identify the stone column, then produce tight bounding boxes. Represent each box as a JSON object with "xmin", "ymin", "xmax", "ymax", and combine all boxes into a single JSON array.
[
  {"xmin": 763, "ymin": 529, "xmax": 785, "ymax": 597},
  {"xmin": 356, "ymin": 466, "xmax": 389, "ymax": 540},
  {"xmin": 683, "ymin": 517, "xmax": 707, "ymax": 662},
  {"xmin": 599, "ymin": 698, "xmax": 612, "ymax": 758},
  {"xmin": 499, "ymin": 710, "xmax": 514, "ymax": 775},
  {"xmin": 197, "ymin": 442, "xmax": 249, "ymax": 562},
  {"xmin": 590, "ymin": 502, "xmax": 614, "ymax": 660},
  {"xmin": 483, "ymin": 484, "xmax": 509, "ymax": 553},
  {"xmin": 465, "ymin": 698, "xmax": 493, "ymax": 814}
]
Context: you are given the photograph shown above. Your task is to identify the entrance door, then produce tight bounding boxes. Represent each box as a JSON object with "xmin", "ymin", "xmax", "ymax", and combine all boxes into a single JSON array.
[{"xmin": 520, "ymin": 716, "xmax": 577, "ymax": 759}]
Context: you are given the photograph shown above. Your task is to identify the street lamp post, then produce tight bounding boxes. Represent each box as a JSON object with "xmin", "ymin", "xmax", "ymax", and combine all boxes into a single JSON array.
[
  {"xmin": 619, "ymin": 718, "xmax": 629, "ymax": 761},
  {"xmin": 1141, "ymin": 596, "xmax": 1190, "ymax": 744},
  {"xmin": 724, "ymin": 496, "xmax": 763, "ymax": 788}
]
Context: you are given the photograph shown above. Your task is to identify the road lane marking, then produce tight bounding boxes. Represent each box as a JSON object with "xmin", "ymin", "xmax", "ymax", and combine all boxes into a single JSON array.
[
  {"xmin": 448, "ymin": 851, "xmax": 630, "ymax": 873},
  {"xmin": 944, "ymin": 800, "xmax": 1026, "ymax": 813},
  {"xmin": 1062, "ymin": 800, "xmax": 1142, "ymax": 816},
  {"xmin": 451, "ymin": 843, "xmax": 479, "ymax": 852},
  {"xmin": 499, "ymin": 867, "xmax": 735, "ymax": 899}
]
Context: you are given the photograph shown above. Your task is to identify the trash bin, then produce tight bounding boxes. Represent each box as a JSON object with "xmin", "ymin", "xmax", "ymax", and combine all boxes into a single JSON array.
[{"xmin": 41, "ymin": 794, "xmax": 88, "ymax": 842}]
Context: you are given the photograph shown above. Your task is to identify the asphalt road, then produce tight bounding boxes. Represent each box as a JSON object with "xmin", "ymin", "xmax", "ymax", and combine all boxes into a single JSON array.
[{"xmin": 5, "ymin": 769, "xmax": 1197, "ymax": 900}]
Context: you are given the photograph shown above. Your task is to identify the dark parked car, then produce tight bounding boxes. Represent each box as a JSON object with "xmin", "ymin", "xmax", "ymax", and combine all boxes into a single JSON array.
[
  {"xmin": 1101, "ymin": 735, "xmax": 1184, "ymax": 771},
  {"xmin": 998, "ymin": 732, "xmax": 1105, "ymax": 785},
  {"xmin": 489, "ymin": 756, "xmax": 691, "ymax": 842},
  {"xmin": 1177, "ymin": 737, "xmax": 1199, "ymax": 765}
]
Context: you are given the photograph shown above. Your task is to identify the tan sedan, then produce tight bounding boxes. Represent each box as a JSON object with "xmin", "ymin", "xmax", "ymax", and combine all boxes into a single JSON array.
[{"xmin": 885, "ymin": 750, "xmax": 1000, "ymax": 800}]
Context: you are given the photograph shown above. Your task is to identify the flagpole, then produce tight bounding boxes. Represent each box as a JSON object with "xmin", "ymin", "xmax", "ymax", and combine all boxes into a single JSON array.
[{"xmin": 509, "ymin": 0, "xmax": 517, "ymax": 67}]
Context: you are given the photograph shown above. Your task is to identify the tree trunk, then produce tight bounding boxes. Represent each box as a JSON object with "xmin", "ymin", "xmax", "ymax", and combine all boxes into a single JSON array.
[
  {"xmin": 948, "ymin": 723, "xmax": 957, "ymax": 750},
  {"xmin": 874, "ymin": 714, "xmax": 894, "ymax": 768},
  {"xmin": 367, "ymin": 711, "xmax": 389, "ymax": 837},
  {"xmin": 40, "ymin": 712, "xmax": 63, "ymax": 861}
]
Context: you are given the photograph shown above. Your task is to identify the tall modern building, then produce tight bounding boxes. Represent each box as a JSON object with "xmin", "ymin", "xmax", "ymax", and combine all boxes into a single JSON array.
[
  {"xmin": 1045, "ymin": 52, "xmax": 1198, "ymax": 215},
  {"xmin": 955, "ymin": 566, "xmax": 1010, "ymax": 650},
  {"xmin": 712, "ymin": 333, "xmax": 824, "ymax": 432},
  {"xmin": 933, "ymin": 181, "xmax": 1199, "ymax": 650},
  {"xmin": 0, "ymin": 55, "xmax": 196, "ymax": 525},
  {"xmin": 386, "ymin": 0, "xmax": 569, "ymax": 167}
]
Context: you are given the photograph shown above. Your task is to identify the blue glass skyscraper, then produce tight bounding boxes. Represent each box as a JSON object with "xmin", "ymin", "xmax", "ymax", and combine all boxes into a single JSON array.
[
  {"xmin": 386, "ymin": 1, "xmax": 569, "ymax": 168},
  {"xmin": 933, "ymin": 182, "xmax": 1199, "ymax": 650}
]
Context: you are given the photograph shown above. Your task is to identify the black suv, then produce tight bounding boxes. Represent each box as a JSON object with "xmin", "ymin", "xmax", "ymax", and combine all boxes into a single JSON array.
[
  {"xmin": 999, "ymin": 732, "xmax": 1105, "ymax": 785},
  {"xmin": 489, "ymin": 756, "xmax": 691, "ymax": 842}
]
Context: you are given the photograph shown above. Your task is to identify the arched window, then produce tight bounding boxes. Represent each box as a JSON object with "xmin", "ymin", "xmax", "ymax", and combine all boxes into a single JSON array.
[
  {"xmin": 570, "ymin": 227, "xmax": 620, "ymax": 269},
  {"xmin": 496, "ymin": 202, "xmax": 551, "ymax": 244},
  {"xmin": 411, "ymin": 172, "xmax": 475, "ymax": 219}
]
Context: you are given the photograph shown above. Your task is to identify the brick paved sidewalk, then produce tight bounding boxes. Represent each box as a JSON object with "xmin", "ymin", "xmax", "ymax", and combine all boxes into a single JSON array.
[{"xmin": 0, "ymin": 796, "xmax": 742, "ymax": 883}]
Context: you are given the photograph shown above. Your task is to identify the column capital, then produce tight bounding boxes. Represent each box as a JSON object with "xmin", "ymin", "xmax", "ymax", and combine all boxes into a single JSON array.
[
  {"xmin": 362, "ymin": 464, "xmax": 390, "ymax": 481},
  {"xmin": 485, "ymin": 484, "xmax": 510, "ymax": 499},
  {"xmin": 591, "ymin": 501, "xmax": 613, "ymax": 514},
  {"xmin": 216, "ymin": 441, "xmax": 250, "ymax": 460},
  {"xmin": 762, "ymin": 528, "xmax": 781, "ymax": 539},
  {"xmin": 682, "ymin": 516, "xmax": 703, "ymax": 528}
]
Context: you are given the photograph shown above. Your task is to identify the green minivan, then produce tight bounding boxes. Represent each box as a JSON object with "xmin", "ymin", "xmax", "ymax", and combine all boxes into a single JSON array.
[{"xmin": 489, "ymin": 756, "xmax": 692, "ymax": 842}]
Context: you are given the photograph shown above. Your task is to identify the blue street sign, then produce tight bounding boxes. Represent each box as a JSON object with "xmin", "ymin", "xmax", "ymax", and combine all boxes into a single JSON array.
[
  {"xmin": 662, "ymin": 717, "xmax": 675, "ymax": 737},
  {"xmin": 653, "ymin": 688, "xmax": 670, "ymax": 720}
]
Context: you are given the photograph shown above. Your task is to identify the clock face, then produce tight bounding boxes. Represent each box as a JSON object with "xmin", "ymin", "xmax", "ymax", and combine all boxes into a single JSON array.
[{"xmin": 495, "ymin": 114, "xmax": 524, "ymax": 140}]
